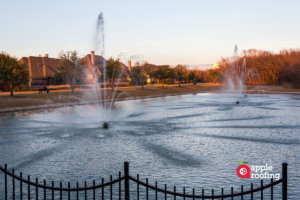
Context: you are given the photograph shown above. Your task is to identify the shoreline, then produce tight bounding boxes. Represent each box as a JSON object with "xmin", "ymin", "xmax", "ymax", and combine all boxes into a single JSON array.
[
  {"xmin": 0, "ymin": 91, "xmax": 201, "ymax": 113},
  {"xmin": 0, "ymin": 89, "xmax": 300, "ymax": 113}
]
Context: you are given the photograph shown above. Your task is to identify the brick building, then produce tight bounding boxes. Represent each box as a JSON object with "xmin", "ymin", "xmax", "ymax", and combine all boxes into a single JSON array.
[
  {"xmin": 19, "ymin": 51, "xmax": 130, "ymax": 86},
  {"xmin": 19, "ymin": 54, "xmax": 60, "ymax": 86},
  {"xmin": 81, "ymin": 51, "xmax": 105, "ymax": 84},
  {"xmin": 82, "ymin": 51, "xmax": 130, "ymax": 84}
]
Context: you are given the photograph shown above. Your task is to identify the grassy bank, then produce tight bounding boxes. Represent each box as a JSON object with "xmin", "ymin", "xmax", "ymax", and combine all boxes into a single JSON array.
[
  {"xmin": 0, "ymin": 84, "xmax": 223, "ymax": 109},
  {"xmin": 0, "ymin": 84, "xmax": 300, "ymax": 109}
]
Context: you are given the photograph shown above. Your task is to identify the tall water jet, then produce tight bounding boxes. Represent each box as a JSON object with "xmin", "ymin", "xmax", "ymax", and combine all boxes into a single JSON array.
[
  {"xmin": 79, "ymin": 13, "xmax": 147, "ymax": 126},
  {"xmin": 80, "ymin": 12, "xmax": 125, "ymax": 126},
  {"xmin": 225, "ymin": 45, "xmax": 247, "ymax": 95},
  {"xmin": 224, "ymin": 45, "xmax": 261, "ymax": 98},
  {"xmin": 95, "ymin": 12, "xmax": 105, "ymax": 56}
]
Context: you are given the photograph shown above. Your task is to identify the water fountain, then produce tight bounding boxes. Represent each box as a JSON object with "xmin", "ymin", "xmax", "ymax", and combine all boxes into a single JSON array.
[
  {"xmin": 102, "ymin": 122, "xmax": 110, "ymax": 128},
  {"xmin": 80, "ymin": 12, "xmax": 144, "ymax": 128},
  {"xmin": 74, "ymin": 12, "xmax": 122, "ymax": 128},
  {"xmin": 224, "ymin": 45, "xmax": 261, "ymax": 99},
  {"xmin": 222, "ymin": 45, "xmax": 254, "ymax": 104},
  {"xmin": 225, "ymin": 45, "xmax": 247, "ymax": 95}
]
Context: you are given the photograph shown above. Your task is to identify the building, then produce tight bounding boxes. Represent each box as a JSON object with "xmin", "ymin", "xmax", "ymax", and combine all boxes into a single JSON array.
[
  {"xmin": 19, "ymin": 51, "xmax": 130, "ymax": 86},
  {"xmin": 81, "ymin": 51, "xmax": 130, "ymax": 84},
  {"xmin": 19, "ymin": 54, "xmax": 60, "ymax": 85},
  {"xmin": 81, "ymin": 51, "xmax": 105, "ymax": 84}
]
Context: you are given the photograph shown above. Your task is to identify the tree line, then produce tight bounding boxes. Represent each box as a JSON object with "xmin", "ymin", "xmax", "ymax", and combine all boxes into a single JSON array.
[
  {"xmin": 0, "ymin": 50, "xmax": 218, "ymax": 96},
  {"xmin": 130, "ymin": 62, "xmax": 215, "ymax": 89},
  {"xmin": 2, "ymin": 48, "xmax": 299, "ymax": 96},
  {"xmin": 218, "ymin": 48, "xmax": 300, "ymax": 86}
]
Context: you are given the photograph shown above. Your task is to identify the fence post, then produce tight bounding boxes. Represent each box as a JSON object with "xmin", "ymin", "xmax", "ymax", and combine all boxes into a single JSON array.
[
  {"xmin": 282, "ymin": 163, "xmax": 288, "ymax": 200},
  {"xmin": 124, "ymin": 162, "xmax": 130, "ymax": 200},
  {"xmin": 5, "ymin": 164, "xmax": 7, "ymax": 200}
]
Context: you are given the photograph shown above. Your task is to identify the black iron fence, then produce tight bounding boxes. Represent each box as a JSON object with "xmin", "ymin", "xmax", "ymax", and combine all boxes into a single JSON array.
[{"xmin": 0, "ymin": 162, "xmax": 288, "ymax": 200}]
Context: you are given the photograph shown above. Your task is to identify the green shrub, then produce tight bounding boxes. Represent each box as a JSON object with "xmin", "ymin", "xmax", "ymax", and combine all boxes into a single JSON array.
[
  {"xmin": 165, "ymin": 80, "xmax": 169, "ymax": 84},
  {"xmin": 14, "ymin": 84, "xmax": 28, "ymax": 92},
  {"xmin": 129, "ymin": 80, "xmax": 134, "ymax": 86}
]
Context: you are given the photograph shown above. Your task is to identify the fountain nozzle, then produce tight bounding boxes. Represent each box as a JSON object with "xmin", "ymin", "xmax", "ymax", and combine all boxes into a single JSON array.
[
  {"xmin": 102, "ymin": 122, "xmax": 110, "ymax": 128},
  {"xmin": 236, "ymin": 101, "xmax": 240, "ymax": 104}
]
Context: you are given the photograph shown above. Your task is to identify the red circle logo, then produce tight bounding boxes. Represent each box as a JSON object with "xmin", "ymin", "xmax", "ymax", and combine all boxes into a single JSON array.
[{"xmin": 236, "ymin": 165, "xmax": 250, "ymax": 178}]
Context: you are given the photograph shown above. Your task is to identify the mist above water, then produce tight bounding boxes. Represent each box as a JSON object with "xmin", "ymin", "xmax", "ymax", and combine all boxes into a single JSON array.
[
  {"xmin": 225, "ymin": 45, "xmax": 247, "ymax": 94},
  {"xmin": 95, "ymin": 12, "xmax": 105, "ymax": 56},
  {"xmin": 82, "ymin": 12, "xmax": 140, "ymax": 124},
  {"xmin": 224, "ymin": 45, "xmax": 261, "ymax": 97}
]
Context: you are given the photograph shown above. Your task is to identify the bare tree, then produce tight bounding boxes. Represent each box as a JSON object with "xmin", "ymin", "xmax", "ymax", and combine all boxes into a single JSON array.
[
  {"xmin": 174, "ymin": 65, "xmax": 187, "ymax": 87},
  {"xmin": 153, "ymin": 65, "xmax": 170, "ymax": 88},
  {"xmin": 130, "ymin": 61, "xmax": 152, "ymax": 90},
  {"xmin": 217, "ymin": 48, "xmax": 300, "ymax": 87},
  {"xmin": 57, "ymin": 51, "xmax": 87, "ymax": 93},
  {"xmin": 209, "ymin": 71, "xmax": 221, "ymax": 83}
]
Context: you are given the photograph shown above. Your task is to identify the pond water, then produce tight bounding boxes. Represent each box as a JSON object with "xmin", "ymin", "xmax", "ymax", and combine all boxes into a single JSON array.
[{"xmin": 0, "ymin": 93, "xmax": 299, "ymax": 199}]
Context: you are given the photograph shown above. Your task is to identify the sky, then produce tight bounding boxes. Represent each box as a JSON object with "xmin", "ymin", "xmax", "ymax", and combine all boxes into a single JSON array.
[{"xmin": 1, "ymin": 0, "xmax": 300, "ymax": 69}]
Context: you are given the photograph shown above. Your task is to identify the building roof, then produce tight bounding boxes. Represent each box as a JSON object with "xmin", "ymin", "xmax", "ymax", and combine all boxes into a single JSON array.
[
  {"xmin": 82, "ymin": 54, "xmax": 105, "ymax": 78},
  {"xmin": 19, "ymin": 55, "xmax": 60, "ymax": 81}
]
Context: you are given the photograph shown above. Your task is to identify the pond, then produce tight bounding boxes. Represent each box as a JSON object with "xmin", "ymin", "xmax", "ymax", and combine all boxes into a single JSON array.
[{"xmin": 0, "ymin": 93, "xmax": 299, "ymax": 199}]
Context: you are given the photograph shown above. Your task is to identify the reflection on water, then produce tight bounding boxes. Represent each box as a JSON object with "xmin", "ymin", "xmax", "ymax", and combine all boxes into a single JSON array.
[{"xmin": 0, "ymin": 94, "xmax": 299, "ymax": 199}]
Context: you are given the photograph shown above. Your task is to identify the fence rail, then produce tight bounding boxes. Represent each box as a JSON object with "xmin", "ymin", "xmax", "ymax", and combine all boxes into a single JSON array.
[{"xmin": 1, "ymin": 162, "xmax": 288, "ymax": 200}]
